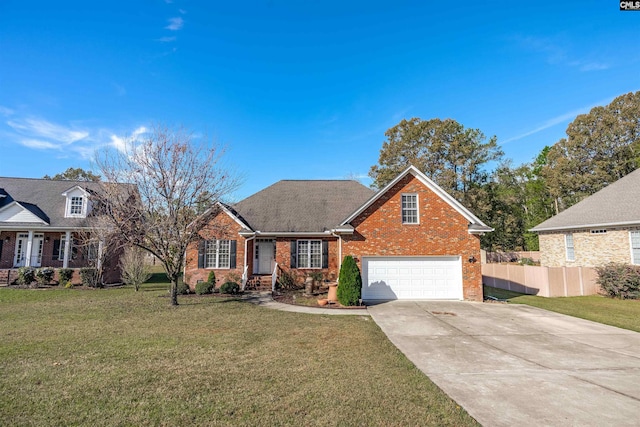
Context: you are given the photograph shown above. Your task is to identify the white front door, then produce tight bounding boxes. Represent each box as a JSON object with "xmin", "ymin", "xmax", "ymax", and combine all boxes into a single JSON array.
[
  {"xmin": 31, "ymin": 234, "xmax": 44, "ymax": 267},
  {"xmin": 13, "ymin": 233, "xmax": 28, "ymax": 267},
  {"xmin": 257, "ymin": 241, "xmax": 275, "ymax": 274}
]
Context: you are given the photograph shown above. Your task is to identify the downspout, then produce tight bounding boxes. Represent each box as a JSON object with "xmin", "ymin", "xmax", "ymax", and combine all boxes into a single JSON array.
[
  {"xmin": 331, "ymin": 231, "xmax": 342, "ymax": 281},
  {"xmin": 242, "ymin": 235, "xmax": 255, "ymax": 291}
]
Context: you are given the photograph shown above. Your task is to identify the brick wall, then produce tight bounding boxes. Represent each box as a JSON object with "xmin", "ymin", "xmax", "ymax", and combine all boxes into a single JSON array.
[
  {"xmin": 342, "ymin": 174, "xmax": 483, "ymax": 301},
  {"xmin": 539, "ymin": 228, "xmax": 639, "ymax": 267},
  {"xmin": 274, "ymin": 237, "xmax": 339, "ymax": 285},
  {"xmin": 184, "ymin": 211, "xmax": 246, "ymax": 288}
]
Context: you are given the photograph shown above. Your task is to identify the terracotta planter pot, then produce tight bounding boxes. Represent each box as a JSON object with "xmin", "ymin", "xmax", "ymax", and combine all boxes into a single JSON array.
[
  {"xmin": 327, "ymin": 284, "xmax": 338, "ymax": 302},
  {"xmin": 317, "ymin": 298, "xmax": 328, "ymax": 306}
]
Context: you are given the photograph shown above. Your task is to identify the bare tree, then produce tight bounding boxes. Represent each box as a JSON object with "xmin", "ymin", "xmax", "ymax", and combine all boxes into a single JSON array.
[
  {"xmin": 76, "ymin": 214, "xmax": 124, "ymax": 287},
  {"xmin": 120, "ymin": 246, "xmax": 152, "ymax": 291},
  {"xmin": 94, "ymin": 124, "xmax": 239, "ymax": 305}
]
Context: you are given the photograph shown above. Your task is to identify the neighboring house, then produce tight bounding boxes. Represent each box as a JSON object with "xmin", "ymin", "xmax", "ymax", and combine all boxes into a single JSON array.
[
  {"xmin": 0, "ymin": 177, "xmax": 121, "ymax": 284},
  {"xmin": 531, "ymin": 168, "xmax": 640, "ymax": 267},
  {"xmin": 185, "ymin": 166, "xmax": 492, "ymax": 301}
]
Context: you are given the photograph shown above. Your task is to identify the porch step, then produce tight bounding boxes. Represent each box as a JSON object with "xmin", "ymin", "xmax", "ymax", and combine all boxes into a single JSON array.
[
  {"xmin": 245, "ymin": 274, "xmax": 273, "ymax": 291},
  {"xmin": 0, "ymin": 269, "xmax": 18, "ymax": 286}
]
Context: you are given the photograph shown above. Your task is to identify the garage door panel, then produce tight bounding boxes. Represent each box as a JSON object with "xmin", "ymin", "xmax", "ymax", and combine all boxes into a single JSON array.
[{"xmin": 362, "ymin": 257, "xmax": 462, "ymax": 300}]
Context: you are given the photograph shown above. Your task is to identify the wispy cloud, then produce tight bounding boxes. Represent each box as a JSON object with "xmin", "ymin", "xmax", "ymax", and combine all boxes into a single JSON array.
[
  {"xmin": 110, "ymin": 126, "xmax": 148, "ymax": 153},
  {"xmin": 179, "ymin": 9, "xmax": 187, "ymax": 14},
  {"xmin": 20, "ymin": 138, "xmax": 60, "ymax": 150},
  {"xmin": 502, "ymin": 95, "xmax": 620, "ymax": 144},
  {"xmin": 3, "ymin": 113, "xmax": 149, "ymax": 160},
  {"xmin": 7, "ymin": 118, "xmax": 89, "ymax": 144},
  {"xmin": 0, "ymin": 106, "xmax": 14, "ymax": 116},
  {"xmin": 165, "ymin": 17, "xmax": 183, "ymax": 31},
  {"xmin": 156, "ymin": 36, "xmax": 176, "ymax": 43}
]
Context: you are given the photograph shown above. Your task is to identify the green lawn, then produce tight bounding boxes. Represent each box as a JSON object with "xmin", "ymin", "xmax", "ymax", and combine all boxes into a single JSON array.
[
  {"xmin": 0, "ymin": 279, "xmax": 477, "ymax": 427},
  {"xmin": 484, "ymin": 285, "xmax": 640, "ymax": 333}
]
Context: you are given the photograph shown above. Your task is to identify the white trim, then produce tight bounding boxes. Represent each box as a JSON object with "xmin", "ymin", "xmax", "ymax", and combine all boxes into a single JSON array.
[
  {"xmin": 191, "ymin": 202, "xmax": 253, "ymax": 232},
  {"xmin": 565, "ymin": 233, "xmax": 575, "ymax": 262},
  {"xmin": 340, "ymin": 165, "xmax": 491, "ymax": 231},
  {"xmin": 630, "ymin": 230, "xmax": 640, "ymax": 265},
  {"xmin": 0, "ymin": 201, "xmax": 49, "ymax": 225},
  {"xmin": 204, "ymin": 239, "xmax": 231, "ymax": 269},
  {"xmin": 532, "ymin": 220, "xmax": 640, "ymax": 233},
  {"xmin": 296, "ymin": 239, "xmax": 323, "ymax": 269},
  {"xmin": 401, "ymin": 193, "xmax": 419, "ymax": 224},
  {"xmin": 254, "ymin": 231, "xmax": 332, "ymax": 237},
  {"xmin": 63, "ymin": 231, "xmax": 71, "ymax": 268}
]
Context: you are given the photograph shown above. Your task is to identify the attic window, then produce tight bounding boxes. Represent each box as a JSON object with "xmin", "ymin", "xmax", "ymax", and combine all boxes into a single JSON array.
[
  {"xmin": 70, "ymin": 197, "xmax": 84, "ymax": 215},
  {"xmin": 401, "ymin": 194, "xmax": 419, "ymax": 224},
  {"xmin": 590, "ymin": 229, "xmax": 607, "ymax": 234},
  {"xmin": 65, "ymin": 193, "xmax": 87, "ymax": 218}
]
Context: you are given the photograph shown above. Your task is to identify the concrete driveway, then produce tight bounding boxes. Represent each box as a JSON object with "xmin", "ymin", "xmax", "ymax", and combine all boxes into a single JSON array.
[{"xmin": 368, "ymin": 301, "xmax": 640, "ymax": 427}]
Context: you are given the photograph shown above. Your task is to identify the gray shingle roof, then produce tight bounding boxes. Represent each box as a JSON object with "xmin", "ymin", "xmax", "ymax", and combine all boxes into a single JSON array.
[
  {"xmin": 531, "ymin": 168, "xmax": 640, "ymax": 232},
  {"xmin": 0, "ymin": 177, "xmax": 104, "ymax": 229},
  {"xmin": 231, "ymin": 180, "xmax": 375, "ymax": 233}
]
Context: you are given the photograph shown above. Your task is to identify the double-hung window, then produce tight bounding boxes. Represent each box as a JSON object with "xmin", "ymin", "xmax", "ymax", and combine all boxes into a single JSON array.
[
  {"xmin": 297, "ymin": 240, "xmax": 322, "ymax": 269},
  {"xmin": 70, "ymin": 196, "xmax": 84, "ymax": 216},
  {"xmin": 401, "ymin": 194, "xmax": 418, "ymax": 224},
  {"xmin": 565, "ymin": 234, "xmax": 575, "ymax": 261},
  {"xmin": 205, "ymin": 239, "xmax": 230, "ymax": 269},
  {"xmin": 631, "ymin": 231, "xmax": 640, "ymax": 265}
]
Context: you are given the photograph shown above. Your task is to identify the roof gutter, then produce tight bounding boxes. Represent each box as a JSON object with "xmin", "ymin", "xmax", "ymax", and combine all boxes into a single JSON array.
[{"xmin": 530, "ymin": 220, "xmax": 640, "ymax": 233}]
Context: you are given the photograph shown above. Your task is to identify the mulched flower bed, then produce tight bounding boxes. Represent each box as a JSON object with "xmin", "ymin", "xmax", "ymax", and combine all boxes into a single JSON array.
[{"xmin": 273, "ymin": 289, "xmax": 367, "ymax": 309}]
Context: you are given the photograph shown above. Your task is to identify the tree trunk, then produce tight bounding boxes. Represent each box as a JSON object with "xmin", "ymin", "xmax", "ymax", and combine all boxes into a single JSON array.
[{"xmin": 170, "ymin": 279, "xmax": 178, "ymax": 306}]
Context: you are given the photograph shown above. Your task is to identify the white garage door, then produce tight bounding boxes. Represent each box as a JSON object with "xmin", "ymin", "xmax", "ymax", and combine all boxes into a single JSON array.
[{"xmin": 362, "ymin": 256, "xmax": 463, "ymax": 300}]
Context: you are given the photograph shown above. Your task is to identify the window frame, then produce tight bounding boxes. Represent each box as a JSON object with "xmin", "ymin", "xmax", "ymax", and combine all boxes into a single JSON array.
[
  {"xmin": 630, "ymin": 231, "xmax": 640, "ymax": 265},
  {"xmin": 204, "ymin": 239, "xmax": 231, "ymax": 269},
  {"xmin": 565, "ymin": 233, "xmax": 575, "ymax": 262},
  {"xmin": 401, "ymin": 193, "xmax": 419, "ymax": 224},
  {"xmin": 297, "ymin": 239, "xmax": 322, "ymax": 269}
]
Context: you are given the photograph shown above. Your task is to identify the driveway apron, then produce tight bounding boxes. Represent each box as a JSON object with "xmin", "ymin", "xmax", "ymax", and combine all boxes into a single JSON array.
[{"xmin": 368, "ymin": 301, "xmax": 640, "ymax": 427}]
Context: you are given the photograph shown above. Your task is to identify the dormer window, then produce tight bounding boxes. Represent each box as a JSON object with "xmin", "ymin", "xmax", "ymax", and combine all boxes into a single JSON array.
[
  {"xmin": 62, "ymin": 186, "xmax": 89, "ymax": 218},
  {"xmin": 70, "ymin": 197, "xmax": 84, "ymax": 215}
]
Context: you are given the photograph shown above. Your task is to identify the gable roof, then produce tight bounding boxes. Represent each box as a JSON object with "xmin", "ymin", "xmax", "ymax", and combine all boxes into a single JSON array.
[
  {"xmin": 0, "ymin": 177, "xmax": 103, "ymax": 229},
  {"xmin": 341, "ymin": 165, "xmax": 492, "ymax": 233},
  {"xmin": 231, "ymin": 180, "xmax": 375, "ymax": 233},
  {"xmin": 531, "ymin": 168, "xmax": 640, "ymax": 232}
]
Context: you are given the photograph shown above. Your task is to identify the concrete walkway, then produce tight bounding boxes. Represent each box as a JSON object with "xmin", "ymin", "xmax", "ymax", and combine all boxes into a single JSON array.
[
  {"xmin": 368, "ymin": 300, "xmax": 640, "ymax": 427},
  {"xmin": 244, "ymin": 293, "xmax": 370, "ymax": 316}
]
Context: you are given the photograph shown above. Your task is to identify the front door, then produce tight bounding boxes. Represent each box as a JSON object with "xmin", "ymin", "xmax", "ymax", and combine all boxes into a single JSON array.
[
  {"xmin": 13, "ymin": 233, "xmax": 28, "ymax": 267},
  {"xmin": 31, "ymin": 234, "xmax": 44, "ymax": 267},
  {"xmin": 257, "ymin": 240, "xmax": 275, "ymax": 274}
]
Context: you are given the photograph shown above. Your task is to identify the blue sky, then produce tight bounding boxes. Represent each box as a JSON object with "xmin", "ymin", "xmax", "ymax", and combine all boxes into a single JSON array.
[{"xmin": 1, "ymin": 1, "xmax": 638, "ymax": 200}]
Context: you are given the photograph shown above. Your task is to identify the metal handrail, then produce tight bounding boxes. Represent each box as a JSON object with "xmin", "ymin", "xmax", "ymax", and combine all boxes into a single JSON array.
[{"xmin": 271, "ymin": 262, "xmax": 278, "ymax": 292}]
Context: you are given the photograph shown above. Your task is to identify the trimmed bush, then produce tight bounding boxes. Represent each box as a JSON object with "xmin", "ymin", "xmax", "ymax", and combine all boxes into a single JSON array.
[
  {"xmin": 177, "ymin": 281, "xmax": 191, "ymax": 295},
  {"xmin": 58, "ymin": 268, "xmax": 74, "ymax": 284},
  {"xmin": 35, "ymin": 268, "xmax": 55, "ymax": 286},
  {"xmin": 337, "ymin": 255, "xmax": 362, "ymax": 306},
  {"xmin": 195, "ymin": 281, "xmax": 214, "ymax": 295},
  {"xmin": 596, "ymin": 263, "xmax": 640, "ymax": 299},
  {"xmin": 17, "ymin": 267, "xmax": 36, "ymax": 286},
  {"xmin": 80, "ymin": 267, "xmax": 102, "ymax": 288},
  {"xmin": 207, "ymin": 271, "xmax": 216, "ymax": 286},
  {"xmin": 277, "ymin": 269, "xmax": 300, "ymax": 290},
  {"xmin": 220, "ymin": 281, "xmax": 240, "ymax": 295}
]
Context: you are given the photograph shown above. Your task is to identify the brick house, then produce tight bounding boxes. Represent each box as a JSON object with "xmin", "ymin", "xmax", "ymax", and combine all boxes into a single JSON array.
[
  {"xmin": 0, "ymin": 177, "xmax": 121, "ymax": 284},
  {"xmin": 185, "ymin": 166, "xmax": 491, "ymax": 301},
  {"xmin": 531, "ymin": 168, "xmax": 640, "ymax": 267}
]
